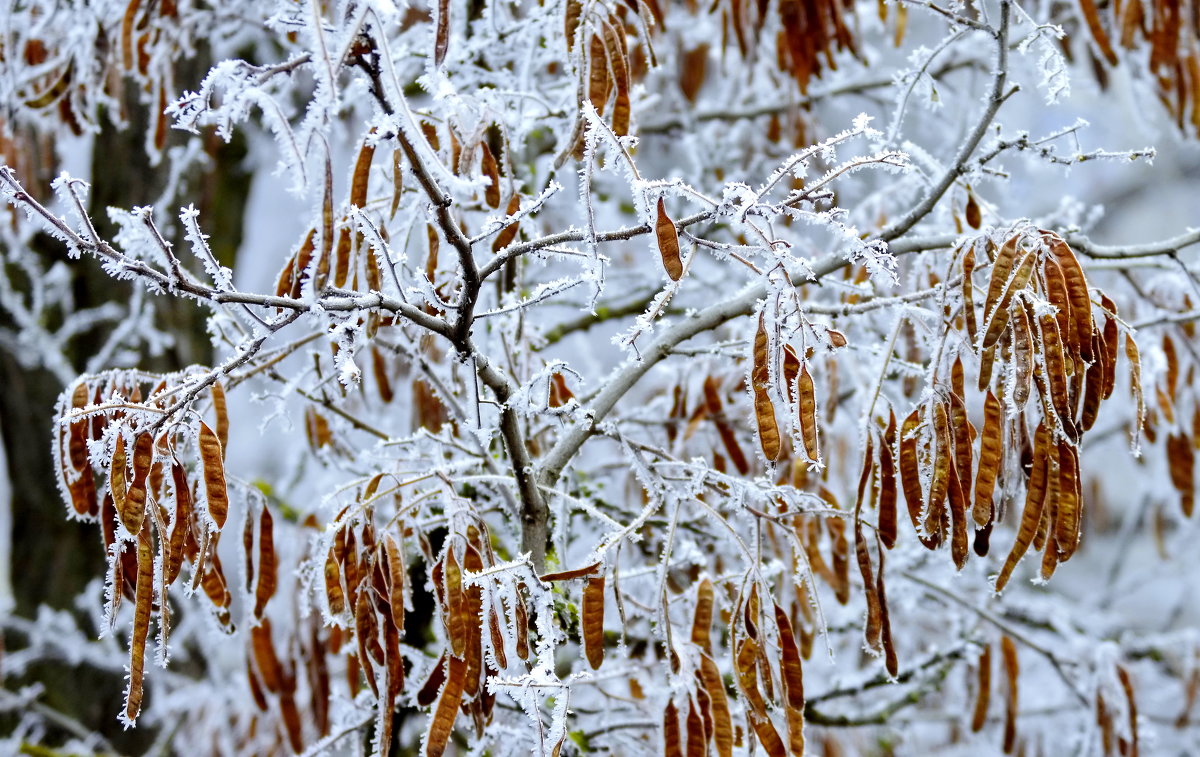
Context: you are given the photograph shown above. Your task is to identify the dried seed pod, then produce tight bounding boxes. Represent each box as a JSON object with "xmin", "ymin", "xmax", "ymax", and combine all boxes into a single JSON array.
[
  {"xmin": 198, "ymin": 422, "xmax": 228, "ymax": 530},
  {"xmin": 325, "ymin": 544, "xmax": 346, "ymax": 615},
  {"xmin": 480, "ymin": 141, "xmax": 501, "ymax": 209},
  {"xmin": 981, "ymin": 235, "xmax": 1020, "ymax": 346},
  {"xmin": 385, "ymin": 536, "xmax": 406, "ymax": 634},
  {"xmin": 165, "ymin": 462, "xmax": 191, "ymax": 585},
  {"xmin": 602, "ymin": 22, "xmax": 631, "ymax": 136},
  {"xmin": 698, "ymin": 652, "xmax": 733, "ymax": 757},
  {"xmin": 995, "ymin": 423, "xmax": 1051, "ymax": 592},
  {"xmin": 1038, "ymin": 312, "xmax": 1075, "ymax": 438},
  {"xmin": 254, "ymin": 506, "xmax": 278, "ymax": 618},
  {"xmin": 656, "ymin": 197, "xmax": 683, "ymax": 280},
  {"xmin": 664, "ymin": 700, "xmax": 684, "ymax": 757},
  {"xmin": 582, "ymin": 575, "xmax": 606, "ymax": 669},
  {"xmin": 425, "ymin": 655, "xmax": 466, "ymax": 757},
  {"xmin": 1001, "ymin": 636, "xmax": 1019, "ymax": 754},
  {"xmin": 797, "ymin": 365, "xmax": 819, "ymax": 463},
  {"xmin": 899, "ymin": 408, "xmax": 926, "ymax": 535},
  {"xmin": 492, "ymin": 193, "xmax": 522, "ymax": 252},
  {"xmin": 124, "ymin": 520, "xmax": 154, "ymax": 724},
  {"xmin": 443, "ymin": 549, "xmax": 467, "ymax": 658},
  {"xmin": 1116, "ymin": 665, "xmax": 1139, "ymax": 757},
  {"xmin": 753, "ymin": 314, "xmax": 782, "ymax": 462},
  {"xmin": 971, "ymin": 643, "xmax": 992, "ymax": 732},
  {"xmin": 692, "ymin": 578, "xmax": 714, "ymax": 652},
  {"xmin": 965, "ymin": 190, "xmax": 982, "ymax": 230},
  {"xmin": 210, "ymin": 383, "xmax": 229, "ymax": 458},
  {"xmin": 878, "ymin": 412, "xmax": 898, "ymax": 549},
  {"xmin": 1054, "ymin": 442, "xmax": 1082, "ymax": 559},
  {"xmin": 433, "ymin": 0, "xmax": 450, "ymax": 66},
  {"xmin": 1167, "ymin": 433, "xmax": 1195, "ymax": 517},
  {"xmin": 587, "ymin": 33, "xmax": 611, "ymax": 114},
  {"xmin": 110, "ymin": 433, "xmax": 128, "ymax": 526},
  {"xmin": 974, "ymin": 390, "xmax": 1003, "ymax": 527}
]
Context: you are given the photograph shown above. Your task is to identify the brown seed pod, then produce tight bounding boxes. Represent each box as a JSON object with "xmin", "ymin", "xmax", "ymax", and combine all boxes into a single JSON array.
[
  {"xmin": 995, "ymin": 423, "xmax": 1051, "ymax": 592},
  {"xmin": 774, "ymin": 603, "xmax": 805, "ymax": 710},
  {"xmin": 1116, "ymin": 665, "xmax": 1139, "ymax": 757},
  {"xmin": 1001, "ymin": 636, "xmax": 1019, "ymax": 754},
  {"xmin": 965, "ymin": 190, "xmax": 982, "ymax": 230},
  {"xmin": 752, "ymin": 314, "xmax": 782, "ymax": 462},
  {"xmin": 1054, "ymin": 442, "xmax": 1082, "ymax": 559},
  {"xmin": 1045, "ymin": 232, "xmax": 1094, "ymax": 363},
  {"xmin": 1099, "ymin": 294, "xmax": 1119, "ymax": 400},
  {"xmin": 325, "ymin": 543, "xmax": 346, "ymax": 616},
  {"xmin": 425, "ymin": 654, "xmax": 466, "ymax": 757},
  {"xmin": 974, "ymin": 390, "xmax": 1003, "ymax": 527},
  {"xmin": 797, "ymin": 364, "xmax": 820, "ymax": 463},
  {"xmin": 692, "ymin": 578, "xmax": 714, "ymax": 652},
  {"xmin": 587, "ymin": 32, "xmax": 611, "ymax": 114},
  {"xmin": 582, "ymin": 575, "xmax": 606, "ymax": 669},
  {"xmin": 165, "ymin": 462, "xmax": 191, "ymax": 585},
  {"xmin": 1167, "ymin": 433, "xmax": 1195, "ymax": 517},
  {"xmin": 983, "ymin": 248, "xmax": 1037, "ymax": 352},
  {"xmin": 443, "ymin": 548, "xmax": 467, "ymax": 658},
  {"xmin": 417, "ymin": 653, "xmax": 447, "ymax": 707},
  {"xmin": 698, "ymin": 652, "xmax": 734, "ymax": 757},
  {"xmin": 602, "ymin": 22, "xmax": 631, "ymax": 136},
  {"xmin": 899, "ymin": 408, "xmax": 926, "ymax": 534},
  {"xmin": 1038, "ymin": 312, "xmax": 1075, "ymax": 438},
  {"xmin": 980, "ymin": 235, "xmax": 1020, "ymax": 345},
  {"xmin": 539, "ymin": 561, "xmax": 601, "ymax": 582},
  {"xmin": 927, "ymin": 401, "xmax": 952, "ymax": 534},
  {"xmin": 124, "ymin": 520, "xmax": 154, "ymax": 724},
  {"xmin": 480, "ymin": 141, "xmax": 501, "ymax": 209},
  {"xmin": 875, "ymin": 536, "xmax": 899, "ymax": 677},
  {"xmin": 971, "ymin": 643, "xmax": 992, "ymax": 732},
  {"xmin": 664, "ymin": 699, "xmax": 684, "ymax": 757},
  {"xmin": 110, "ymin": 432, "xmax": 128, "ymax": 525},
  {"xmin": 878, "ymin": 411, "xmax": 899, "ymax": 549},
  {"xmin": 1126, "ymin": 335, "xmax": 1145, "ymax": 447},
  {"xmin": 197, "ymin": 422, "xmax": 228, "ymax": 530},
  {"xmin": 656, "ymin": 197, "xmax": 683, "ymax": 280},
  {"xmin": 121, "ymin": 431, "xmax": 153, "ymax": 536},
  {"xmin": 384, "ymin": 536, "xmax": 406, "ymax": 634},
  {"xmin": 492, "ymin": 193, "xmax": 522, "ymax": 252},
  {"xmin": 254, "ymin": 506, "xmax": 278, "ymax": 619},
  {"xmin": 433, "ymin": 0, "xmax": 450, "ymax": 66}
]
